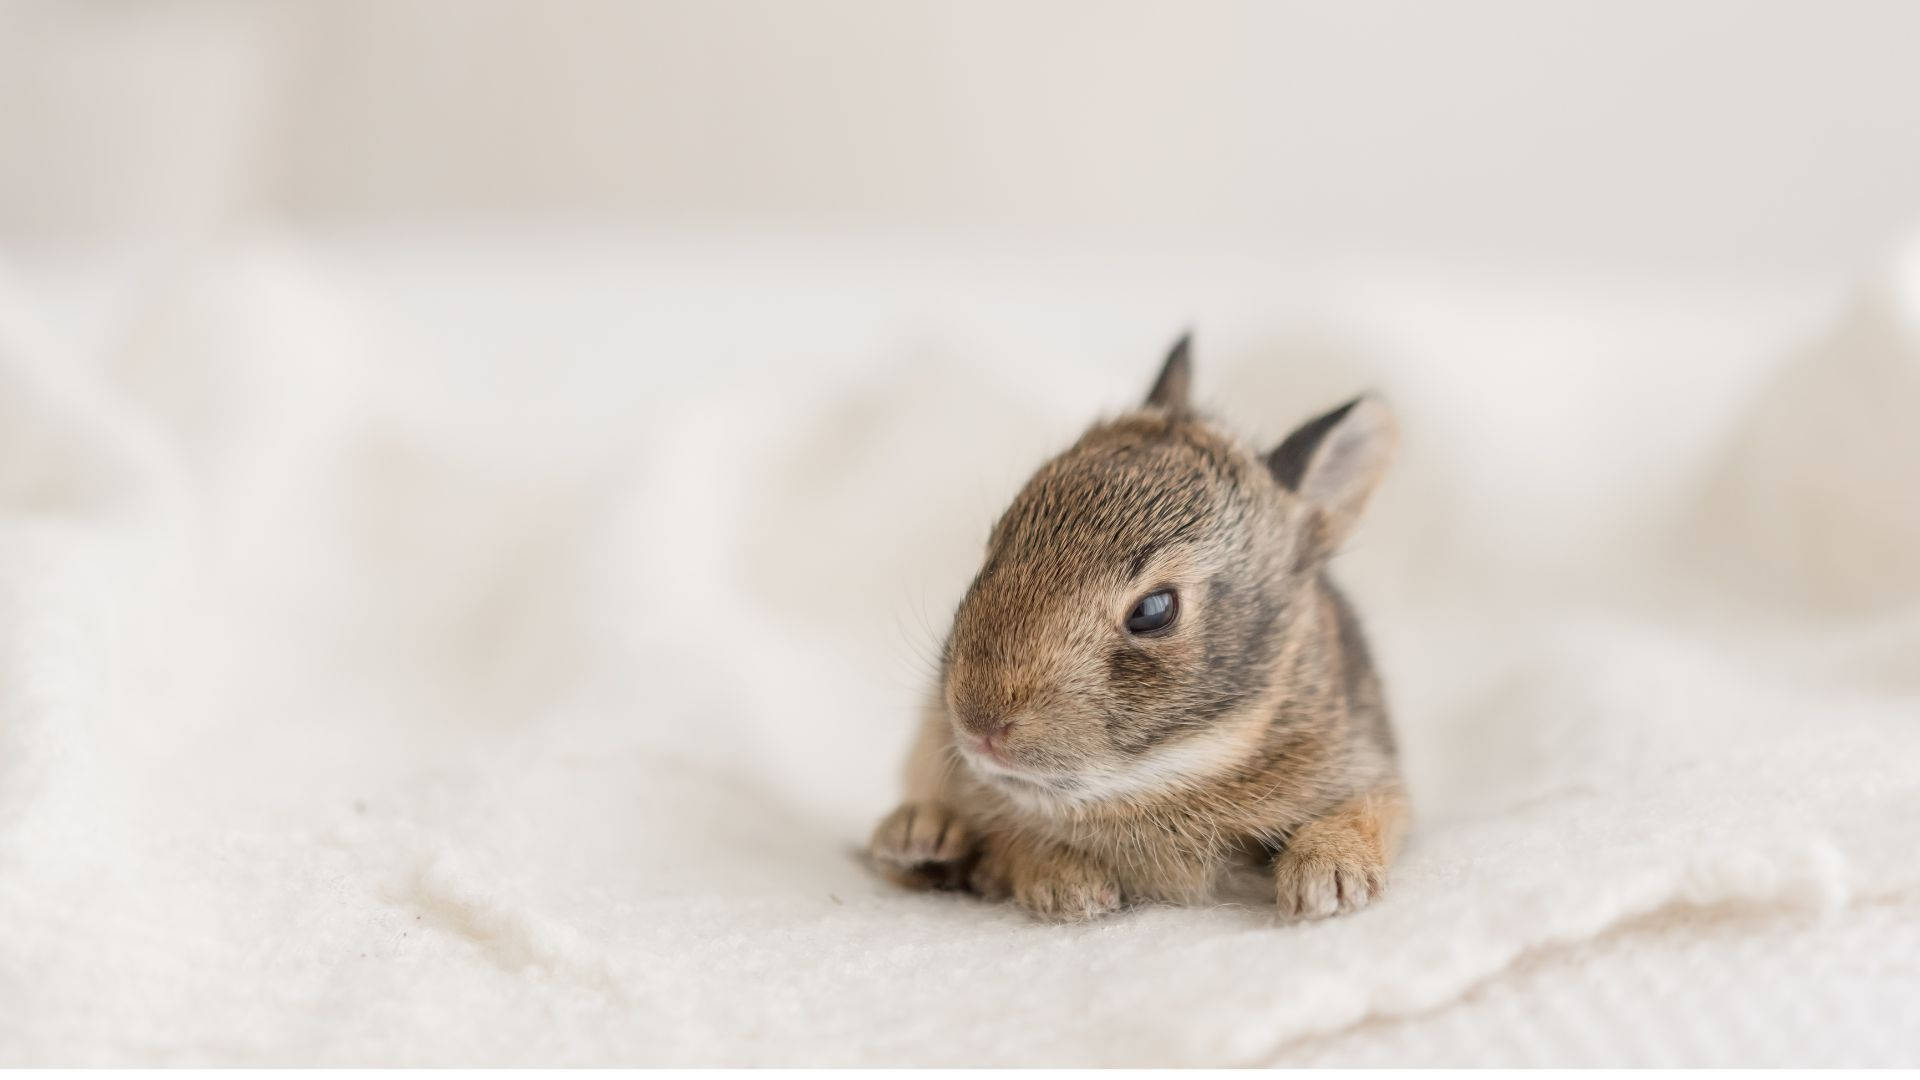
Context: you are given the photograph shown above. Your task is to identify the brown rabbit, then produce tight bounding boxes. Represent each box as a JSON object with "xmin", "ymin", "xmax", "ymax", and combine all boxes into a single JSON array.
[{"xmin": 868, "ymin": 335, "xmax": 1406, "ymax": 921}]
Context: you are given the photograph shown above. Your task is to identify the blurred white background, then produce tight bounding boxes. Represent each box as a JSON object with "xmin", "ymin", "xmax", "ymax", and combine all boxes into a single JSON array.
[
  {"xmin": 3, "ymin": 0, "xmax": 1919, "ymax": 1066},
  {"xmin": 4, "ymin": 0, "xmax": 1919, "ymax": 269}
]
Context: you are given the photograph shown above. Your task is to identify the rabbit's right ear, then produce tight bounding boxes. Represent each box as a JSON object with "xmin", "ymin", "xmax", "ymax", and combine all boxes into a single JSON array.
[
  {"xmin": 1144, "ymin": 333, "xmax": 1193, "ymax": 413},
  {"xmin": 1267, "ymin": 394, "xmax": 1398, "ymax": 557}
]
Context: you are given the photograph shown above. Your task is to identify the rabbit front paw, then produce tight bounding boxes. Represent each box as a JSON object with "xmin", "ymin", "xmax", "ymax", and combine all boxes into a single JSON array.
[
  {"xmin": 868, "ymin": 802, "xmax": 976, "ymax": 890},
  {"xmin": 1274, "ymin": 837, "xmax": 1385, "ymax": 920},
  {"xmin": 972, "ymin": 837, "xmax": 1122, "ymax": 922},
  {"xmin": 1273, "ymin": 800, "xmax": 1399, "ymax": 920}
]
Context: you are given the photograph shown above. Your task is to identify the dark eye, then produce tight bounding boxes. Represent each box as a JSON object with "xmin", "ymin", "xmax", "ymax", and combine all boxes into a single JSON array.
[{"xmin": 1125, "ymin": 589, "xmax": 1179, "ymax": 635}]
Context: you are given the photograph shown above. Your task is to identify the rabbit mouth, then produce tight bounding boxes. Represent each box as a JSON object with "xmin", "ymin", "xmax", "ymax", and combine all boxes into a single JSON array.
[
  {"xmin": 978, "ymin": 722, "xmax": 1266, "ymax": 811},
  {"xmin": 961, "ymin": 745, "xmax": 1079, "ymax": 792}
]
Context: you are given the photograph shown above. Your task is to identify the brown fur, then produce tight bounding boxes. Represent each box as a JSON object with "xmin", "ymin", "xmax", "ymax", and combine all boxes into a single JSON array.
[{"xmin": 868, "ymin": 338, "xmax": 1408, "ymax": 921}]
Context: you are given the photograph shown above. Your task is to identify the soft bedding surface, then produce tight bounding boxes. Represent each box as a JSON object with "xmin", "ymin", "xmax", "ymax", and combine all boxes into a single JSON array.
[{"xmin": 1, "ymin": 233, "xmax": 1917, "ymax": 1065}]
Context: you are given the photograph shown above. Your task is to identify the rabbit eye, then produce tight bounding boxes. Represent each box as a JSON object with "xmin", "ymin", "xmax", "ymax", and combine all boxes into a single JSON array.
[{"xmin": 1125, "ymin": 589, "xmax": 1179, "ymax": 635}]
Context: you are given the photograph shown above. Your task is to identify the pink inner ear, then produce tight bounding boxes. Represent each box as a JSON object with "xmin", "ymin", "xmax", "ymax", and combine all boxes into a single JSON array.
[{"xmin": 1298, "ymin": 396, "xmax": 1398, "ymax": 540}]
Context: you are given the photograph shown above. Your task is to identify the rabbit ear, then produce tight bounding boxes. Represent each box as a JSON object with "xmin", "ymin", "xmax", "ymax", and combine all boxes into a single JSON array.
[
  {"xmin": 1144, "ymin": 333, "xmax": 1193, "ymax": 412},
  {"xmin": 1267, "ymin": 394, "xmax": 1398, "ymax": 554}
]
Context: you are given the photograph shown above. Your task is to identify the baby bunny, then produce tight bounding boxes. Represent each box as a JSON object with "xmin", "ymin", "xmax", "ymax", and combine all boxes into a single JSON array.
[{"xmin": 869, "ymin": 336, "xmax": 1406, "ymax": 921}]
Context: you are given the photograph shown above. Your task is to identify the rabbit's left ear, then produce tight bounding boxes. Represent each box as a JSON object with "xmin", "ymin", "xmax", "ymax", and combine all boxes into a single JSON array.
[
  {"xmin": 1143, "ymin": 333, "xmax": 1193, "ymax": 412},
  {"xmin": 1267, "ymin": 394, "xmax": 1398, "ymax": 555}
]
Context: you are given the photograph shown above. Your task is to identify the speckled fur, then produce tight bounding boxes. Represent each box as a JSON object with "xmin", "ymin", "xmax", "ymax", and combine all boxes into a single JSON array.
[{"xmin": 869, "ymin": 338, "xmax": 1407, "ymax": 921}]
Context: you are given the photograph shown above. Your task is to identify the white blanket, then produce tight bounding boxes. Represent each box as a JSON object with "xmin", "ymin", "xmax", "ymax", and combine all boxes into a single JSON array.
[{"xmin": 2, "ymin": 233, "xmax": 1916, "ymax": 1065}]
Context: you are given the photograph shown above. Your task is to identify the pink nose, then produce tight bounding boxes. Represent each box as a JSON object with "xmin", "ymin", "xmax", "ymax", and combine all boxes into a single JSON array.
[{"xmin": 972, "ymin": 721, "xmax": 1013, "ymax": 760}]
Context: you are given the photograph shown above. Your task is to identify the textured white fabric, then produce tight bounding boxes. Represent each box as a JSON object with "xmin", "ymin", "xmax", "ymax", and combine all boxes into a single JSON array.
[{"xmin": 0, "ymin": 234, "xmax": 1916, "ymax": 1065}]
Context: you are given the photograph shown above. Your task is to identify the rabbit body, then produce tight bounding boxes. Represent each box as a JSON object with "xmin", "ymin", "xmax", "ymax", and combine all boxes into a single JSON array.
[{"xmin": 870, "ymin": 339, "xmax": 1406, "ymax": 921}]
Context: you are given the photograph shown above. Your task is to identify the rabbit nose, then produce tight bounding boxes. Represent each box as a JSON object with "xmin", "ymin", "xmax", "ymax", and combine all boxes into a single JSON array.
[{"xmin": 970, "ymin": 719, "xmax": 1016, "ymax": 762}]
